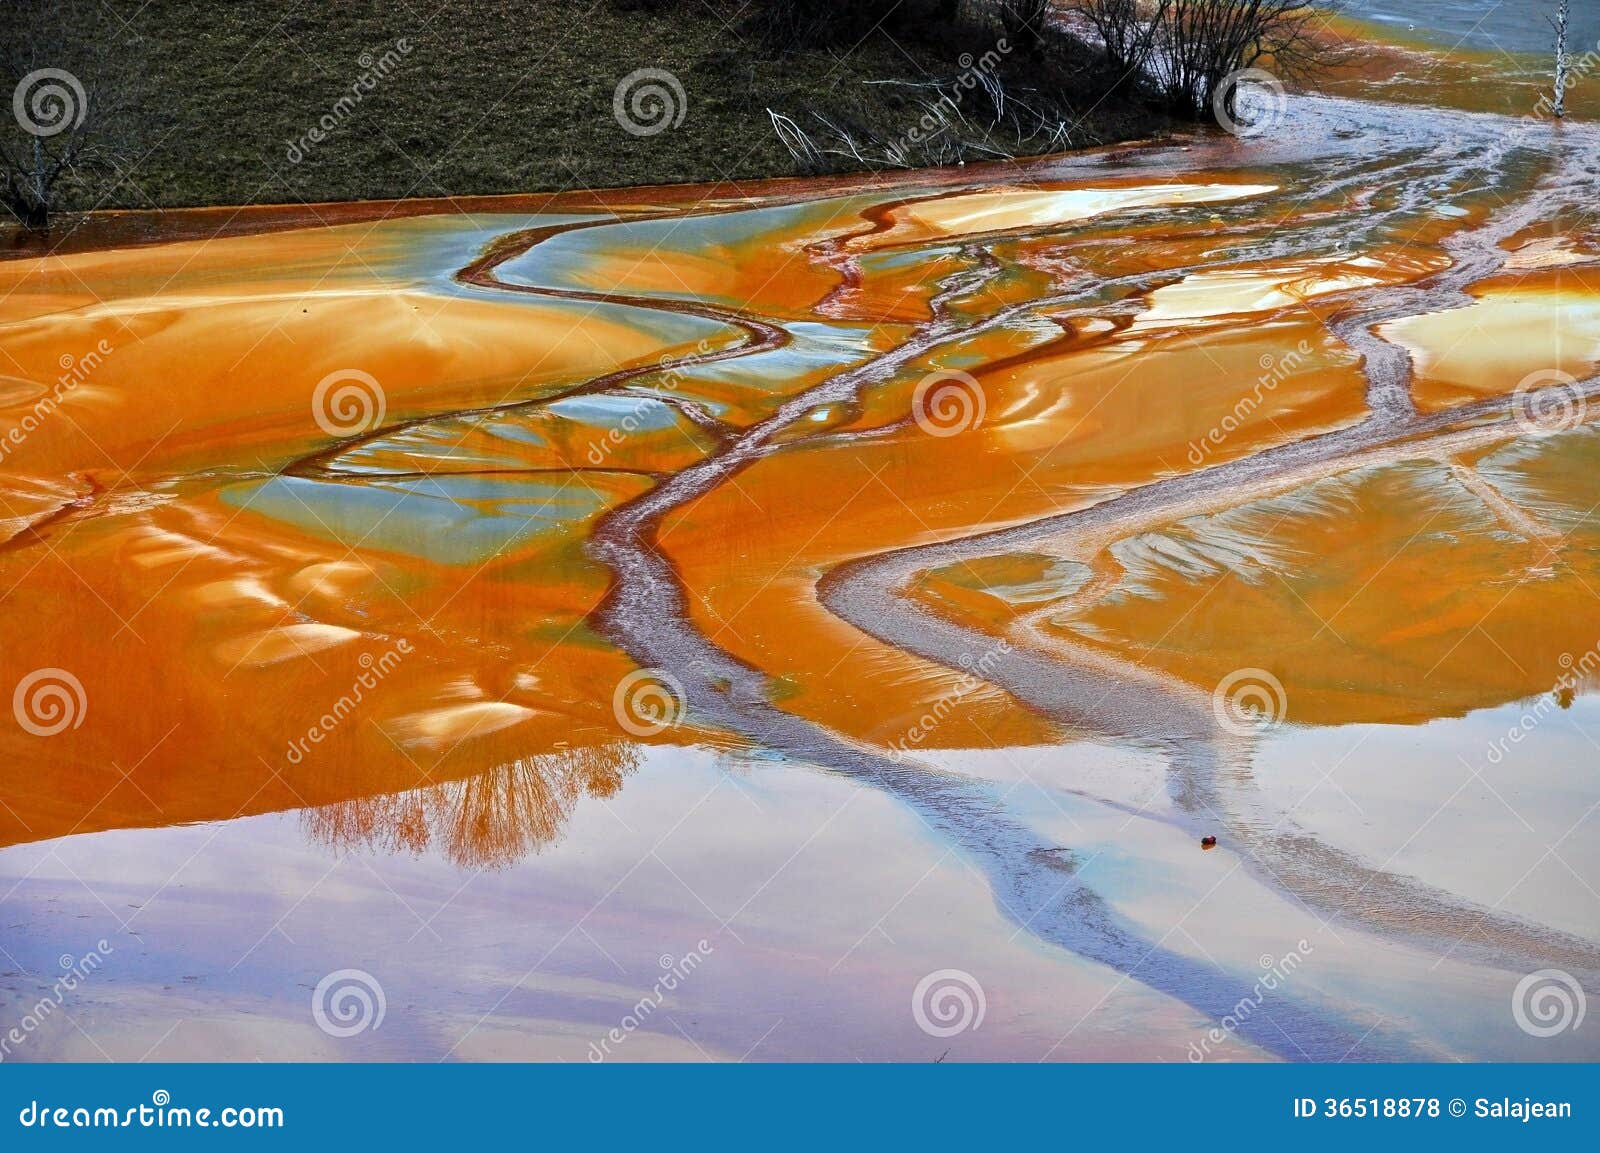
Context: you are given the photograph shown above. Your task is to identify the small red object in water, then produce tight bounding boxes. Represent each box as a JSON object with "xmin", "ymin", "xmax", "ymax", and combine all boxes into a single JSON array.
[{"xmin": 1200, "ymin": 836, "xmax": 1217, "ymax": 849}]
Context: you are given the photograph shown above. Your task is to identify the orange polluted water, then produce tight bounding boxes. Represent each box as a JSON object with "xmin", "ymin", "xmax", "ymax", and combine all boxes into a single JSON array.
[{"xmin": 2, "ymin": 97, "xmax": 1600, "ymax": 1061}]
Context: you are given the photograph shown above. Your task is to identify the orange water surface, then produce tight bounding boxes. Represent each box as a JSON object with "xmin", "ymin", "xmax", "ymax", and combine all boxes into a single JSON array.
[{"xmin": 2, "ymin": 77, "xmax": 1599, "ymax": 1063}]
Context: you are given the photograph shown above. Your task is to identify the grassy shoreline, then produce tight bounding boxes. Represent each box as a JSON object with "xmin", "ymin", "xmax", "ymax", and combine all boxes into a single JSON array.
[
  {"xmin": 0, "ymin": 136, "xmax": 1183, "ymax": 259},
  {"xmin": 7, "ymin": 0, "xmax": 1574, "ymax": 246},
  {"xmin": 3, "ymin": 0, "xmax": 1170, "ymax": 223}
]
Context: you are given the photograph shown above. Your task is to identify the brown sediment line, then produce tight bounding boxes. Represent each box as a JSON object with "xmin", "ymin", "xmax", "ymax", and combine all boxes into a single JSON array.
[
  {"xmin": 818, "ymin": 137, "xmax": 1600, "ymax": 980},
  {"xmin": 808, "ymin": 194, "xmax": 916, "ymax": 319},
  {"xmin": 0, "ymin": 473, "xmax": 99, "ymax": 552},
  {"xmin": 1324, "ymin": 144, "xmax": 1569, "ymax": 422},
  {"xmin": 285, "ymin": 184, "xmax": 1164, "ymax": 484},
  {"xmin": 169, "ymin": 104, "xmax": 1588, "ymax": 1046},
  {"xmin": 558, "ymin": 114, "xmax": 1595, "ymax": 1043},
  {"xmin": 0, "ymin": 141, "xmax": 1180, "ymax": 263},
  {"xmin": 300, "ymin": 465, "xmax": 673, "ymax": 484},
  {"xmin": 577, "ymin": 227, "xmax": 1414, "ymax": 1060},
  {"xmin": 823, "ymin": 381, "xmax": 1600, "ymax": 978},
  {"xmin": 285, "ymin": 211, "xmax": 793, "ymax": 481}
]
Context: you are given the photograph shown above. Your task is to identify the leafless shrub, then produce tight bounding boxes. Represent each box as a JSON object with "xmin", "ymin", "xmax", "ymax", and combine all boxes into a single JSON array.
[
  {"xmin": 1077, "ymin": 0, "xmax": 1168, "ymax": 74},
  {"xmin": 1071, "ymin": 0, "xmax": 1343, "ymax": 122},
  {"xmin": 1, "ymin": 10, "xmax": 138, "ymax": 231},
  {"xmin": 769, "ymin": 63, "xmax": 1079, "ymax": 173},
  {"xmin": 1156, "ymin": 0, "xmax": 1334, "ymax": 118}
]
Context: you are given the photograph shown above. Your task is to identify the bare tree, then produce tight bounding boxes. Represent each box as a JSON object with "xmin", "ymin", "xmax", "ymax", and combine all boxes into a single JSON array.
[
  {"xmin": 1078, "ymin": 0, "xmax": 1171, "ymax": 75},
  {"xmin": 1552, "ymin": 0, "xmax": 1570, "ymax": 118},
  {"xmin": 1071, "ymin": 1, "xmax": 1339, "ymax": 122},
  {"xmin": 1, "ymin": 9, "xmax": 136, "ymax": 231},
  {"xmin": 1150, "ymin": 0, "xmax": 1334, "ymax": 120}
]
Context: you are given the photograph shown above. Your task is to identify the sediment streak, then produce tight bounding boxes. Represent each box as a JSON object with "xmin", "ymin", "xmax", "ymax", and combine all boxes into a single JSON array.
[{"xmin": 281, "ymin": 98, "xmax": 1599, "ymax": 1058}]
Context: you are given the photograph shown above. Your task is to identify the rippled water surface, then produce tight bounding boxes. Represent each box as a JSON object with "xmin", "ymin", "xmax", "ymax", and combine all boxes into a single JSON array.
[
  {"xmin": 1345, "ymin": 0, "xmax": 1597, "ymax": 52},
  {"xmin": 2, "ymin": 73, "xmax": 1599, "ymax": 1060}
]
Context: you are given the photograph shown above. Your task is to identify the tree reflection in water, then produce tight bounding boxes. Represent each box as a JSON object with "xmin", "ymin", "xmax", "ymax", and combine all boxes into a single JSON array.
[{"xmin": 300, "ymin": 741, "xmax": 640, "ymax": 870}]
